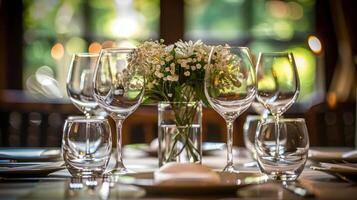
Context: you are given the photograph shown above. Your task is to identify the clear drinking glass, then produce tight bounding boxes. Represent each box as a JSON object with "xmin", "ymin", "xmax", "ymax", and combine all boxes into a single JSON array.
[
  {"xmin": 93, "ymin": 48, "xmax": 145, "ymax": 174},
  {"xmin": 62, "ymin": 116, "xmax": 112, "ymax": 178},
  {"xmin": 66, "ymin": 53, "xmax": 106, "ymax": 117},
  {"xmin": 243, "ymin": 115, "xmax": 263, "ymax": 159},
  {"xmin": 255, "ymin": 118, "xmax": 309, "ymax": 181},
  {"xmin": 243, "ymin": 115, "xmax": 275, "ymax": 160},
  {"xmin": 204, "ymin": 47, "xmax": 256, "ymax": 172},
  {"xmin": 255, "ymin": 52, "xmax": 300, "ymax": 159}
]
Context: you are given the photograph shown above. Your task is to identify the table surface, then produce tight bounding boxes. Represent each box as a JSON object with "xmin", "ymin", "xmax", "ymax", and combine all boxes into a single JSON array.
[{"xmin": 0, "ymin": 147, "xmax": 356, "ymax": 200}]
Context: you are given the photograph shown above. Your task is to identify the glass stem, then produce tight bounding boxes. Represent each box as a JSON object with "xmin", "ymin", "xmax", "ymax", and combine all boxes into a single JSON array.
[
  {"xmin": 85, "ymin": 113, "xmax": 91, "ymax": 156},
  {"xmin": 85, "ymin": 122, "xmax": 91, "ymax": 156},
  {"xmin": 275, "ymin": 115, "xmax": 281, "ymax": 159},
  {"xmin": 114, "ymin": 119, "xmax": 125, "ymax": 169},
  {"xmin": 226, "ymin": 120, "xmax": 234, "ymax": 169}
]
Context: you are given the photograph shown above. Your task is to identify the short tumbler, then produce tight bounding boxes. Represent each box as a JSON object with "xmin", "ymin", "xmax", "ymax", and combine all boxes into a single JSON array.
[
  {"xmin": 62, "ymin": 116, "xmax": 112, "ymax": 178},
  {"xmin": 243, "ymin": 115, "xmax": 263, "ymax": 159},
  {"xmin": 255, "ymin": 118, "xmax": 309, "ymax": 181}
]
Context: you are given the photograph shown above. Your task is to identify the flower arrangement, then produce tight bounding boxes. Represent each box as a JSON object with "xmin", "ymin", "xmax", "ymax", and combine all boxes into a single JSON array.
[
  {"xmin": 129, "ymin": 39, "xmax": 240, "ymax": 164},
  {"xmin": 130, "ymin": 39, "xmax": 234, "ymax": 106}
]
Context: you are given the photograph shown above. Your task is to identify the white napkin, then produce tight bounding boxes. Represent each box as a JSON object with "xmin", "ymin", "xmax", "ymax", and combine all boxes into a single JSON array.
[{"xmin": 154, "ymin": 163, "xmax": 221, "ymax": 186}]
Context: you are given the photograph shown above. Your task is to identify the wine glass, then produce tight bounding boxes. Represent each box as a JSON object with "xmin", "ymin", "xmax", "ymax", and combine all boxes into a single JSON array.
[
  {"xmin": 204, "ymin": 47, "xmax": 256, "ymax": 172},
  {"xmin": 255, "ymin": 52, "xmax": 300, "ymax": 159},
  {"xmin": 66, "ymin": 53, "xmax": 106, "ymax": 117},
  {"xmin": 93, "ymin": 48, "xmax": 145, "ymax": 174}
]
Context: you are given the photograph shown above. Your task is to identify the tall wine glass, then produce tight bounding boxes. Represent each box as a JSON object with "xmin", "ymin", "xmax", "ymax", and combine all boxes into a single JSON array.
[
  {"xmin": 93, "ymin": 48, "xmax": 145, "ymax": 174},
  {"xmin": 255, "ymin": 52, "xmax": 300, "ymax": 159},
  {"xmin": 204, "ymin": 47, "xmax": 256, "ymax": 172},
  {"xmin": 66, "ymin": 53, "xmax": 106, "ymax": 117}
]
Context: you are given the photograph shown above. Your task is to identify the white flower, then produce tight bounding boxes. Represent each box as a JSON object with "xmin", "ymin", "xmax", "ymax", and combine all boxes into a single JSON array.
[
  {"xmin": 196, "ymin": 63, "xmax": 202, "ymax": 69},
  {"xmin": 155, "ymin": 71, "xmax": 163, "ymax": 78},
  {"xmin": 191, "ymin": 65, "xmax": 196, "ymax": 71},
  {"xmin": 184, "ymin": 71, "xmax": 190, "ymax": 76},
  {"xmin": 175, "ymin": 40, "xmax": 203, "ymax": 58},
  {"xmin": 181, "ymin": 62, "xmax": 188, "ymax": 68},
  {"xmin": 168, "ymin": 93, "xmax": 173, "ymax": 97}
]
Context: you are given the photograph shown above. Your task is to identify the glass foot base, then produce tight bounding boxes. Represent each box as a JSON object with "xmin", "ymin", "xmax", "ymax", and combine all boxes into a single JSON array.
[
  {"xmin": 105, "ymin": 167, "xmax": 133, "ymax": 176},
  {"xmin": 223, "ymin": 164, "xmax": 239, "ymax": 173}
]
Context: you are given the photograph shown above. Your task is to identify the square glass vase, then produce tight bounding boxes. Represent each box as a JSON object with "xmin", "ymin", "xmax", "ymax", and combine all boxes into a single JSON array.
[{"xmin": 158, "ymin": 101, "xmax": 202, "ymax": 167}]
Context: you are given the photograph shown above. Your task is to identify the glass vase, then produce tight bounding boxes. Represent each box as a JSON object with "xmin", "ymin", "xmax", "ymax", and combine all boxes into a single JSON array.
[{"xmin": 158, "ymin": 102, "xmax": 202, "ymax": 166}]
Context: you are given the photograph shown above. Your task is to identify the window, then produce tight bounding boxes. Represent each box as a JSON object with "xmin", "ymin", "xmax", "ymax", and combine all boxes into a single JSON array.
[
  {"xmin": 23, "ymin": 0, "xmax": 159, "ymax": 96},
  {"xmin": 23, "ymin": 0, "xmax": 320, "ymax": 102},
  {"xmin": 185, "ymin": 0, "xmax": 319, "ymax": 102}
]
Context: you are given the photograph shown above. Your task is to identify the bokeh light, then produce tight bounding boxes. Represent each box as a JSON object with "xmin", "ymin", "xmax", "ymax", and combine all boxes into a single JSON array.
[
  {"xmin": 51, "ymin": 43, "xmax": 64, "ymax": 60},
  {"xmin": 111, "ymin": 17, "xmax": 139, "ymax": 38},
  {"xmin": 102, "ymin": 40, "xmax": 115, "ymax": 48},
  {"xmin": 327, "ymin": 92, "xmax": 337, "ymax": 108},
  {"xmin": 65, "ymin": 37, "xmax": 87, "ymax": 55},
  {"xmin": 88, "ymin": 42, "xmax": 102, "ymax": 54},
  {"xmin": 308, "ymin": 35, "xmax": 322, "ymax": 54}
]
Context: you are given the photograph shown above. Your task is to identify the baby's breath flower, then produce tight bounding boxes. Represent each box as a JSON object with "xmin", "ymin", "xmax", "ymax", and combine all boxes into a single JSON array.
[
  {"xmin": 155, "ymin": 71, "xmax": 163, "ymax": 78},
  {"xmin": 184, "ymin": 71, "xmax": 190, "ymax": 76},
  {"xmin": 181, "ymin": 62, "xmax": 188, "ymax": 68},
  {"xmin": 196, "ymin": 63, "xmax": 202, "ymax": 69},
  {"xmin": 191, "ymin": 65, "xmax": 196, "ymax": 71},
  {"xmin": 168, "ymin": 93, "xmax": 173, "ymax": 97}
]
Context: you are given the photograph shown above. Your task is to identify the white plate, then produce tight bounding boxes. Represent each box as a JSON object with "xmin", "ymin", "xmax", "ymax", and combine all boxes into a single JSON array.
[
  {"xmin": 0, "ymin": 148, "xmax": 61, "ymax": 162},
  {"xmin": 0, "ymin": 161, "xmax": 65, "ymax": 178},
  {"xmin": 119, "ymin": 171, "xmax": 267, "ymax": 195}
]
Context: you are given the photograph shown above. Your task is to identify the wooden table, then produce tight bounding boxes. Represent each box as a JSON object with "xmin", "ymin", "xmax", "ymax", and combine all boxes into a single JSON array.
[{"xmin": 0, "ymin": 147, "xmax": 356, "ymax": 199}]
